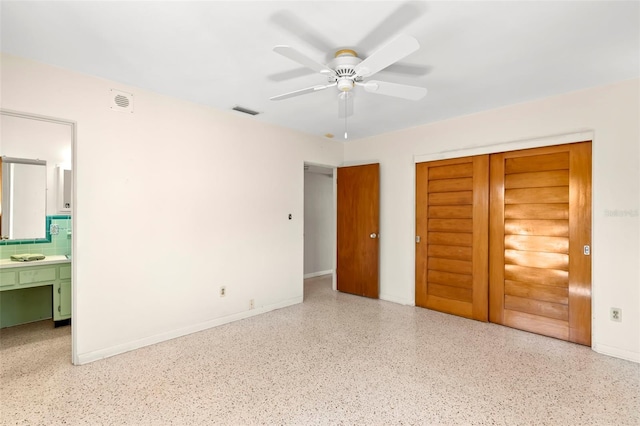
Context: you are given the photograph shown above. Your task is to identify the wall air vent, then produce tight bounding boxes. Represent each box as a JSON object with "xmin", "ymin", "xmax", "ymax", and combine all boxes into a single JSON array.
[
  {"xmin": 115, "ymin": 95, "xmax": 129, "ymax": 108},
  {"xmin": 109, "ymin": 89, "xmax": 134, "ymax": 113},
  {"xmin": 232, "ymin": 106, "xmax": 260, "ymax": 116}
]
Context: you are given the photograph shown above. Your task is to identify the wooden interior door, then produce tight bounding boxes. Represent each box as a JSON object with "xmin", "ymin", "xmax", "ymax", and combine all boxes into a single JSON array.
[
  {"xmin": 489, "ymin": 142, "xmax": 592, "ymax": 345},
  {"xmin": 337, "ymin": 163, "xmax": 379, "ymax": 298},
  {"xmin": 415, "ymin": 156, "xmax": 489, "ymax": 320}
]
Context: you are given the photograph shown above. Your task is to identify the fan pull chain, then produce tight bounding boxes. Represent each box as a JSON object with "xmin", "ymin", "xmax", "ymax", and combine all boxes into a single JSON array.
[{"xmin": 344, "ymin": 93, "xmax": 348, "ymax": 139}]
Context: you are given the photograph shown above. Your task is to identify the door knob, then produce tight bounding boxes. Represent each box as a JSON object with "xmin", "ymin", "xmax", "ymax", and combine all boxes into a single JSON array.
[{"xmin": 370, "ymin": 233, "xmax": 377, "ymax": 239}]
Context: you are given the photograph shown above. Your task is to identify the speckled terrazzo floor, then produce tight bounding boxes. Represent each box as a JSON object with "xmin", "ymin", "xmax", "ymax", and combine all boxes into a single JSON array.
[{"xmin": 1, "ymin": 275, "xmax": 638, "ymax": 426}]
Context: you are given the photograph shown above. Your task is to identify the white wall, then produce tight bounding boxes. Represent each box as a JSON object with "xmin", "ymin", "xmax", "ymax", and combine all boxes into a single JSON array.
[
  {"xmin": 344, "ymin": 79, "xmax": 640, "ymax": 363},
  {"xmin": 303, "ymin": 171, "xmax": 334, "ymax": 277},
  {"xmin": 1, "ymin": 54, "xmax": 344, "ymax": 364},
  {"xmin": 3, "ymin": 53, "xmax": 637, "ymax": 364}
]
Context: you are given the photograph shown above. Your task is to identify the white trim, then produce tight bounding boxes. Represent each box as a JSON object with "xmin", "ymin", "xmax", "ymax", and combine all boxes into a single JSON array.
[
  {"xmin": 593, "ymin": 343, "xmax": 640, "ymax": 363},
  {"xmin": 414, "ymin": 130, "xmax": 594, "ymax": 164},
  {"xmin": 76, "ymin": 296, "xmax": 303, "ymax": 365},
  {"xmin": 380, "ymin": 293, "xmax": 414, "ymax": 306},
  {"xmin": 304, "ymin": 270, "xmax": 333, "ymax": 279}
]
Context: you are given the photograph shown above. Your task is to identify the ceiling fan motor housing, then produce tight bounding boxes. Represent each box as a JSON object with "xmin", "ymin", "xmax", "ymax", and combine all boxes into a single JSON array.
[{"xmin": 330, "ymin": 50, "xmax": 362, "ymax": 91}]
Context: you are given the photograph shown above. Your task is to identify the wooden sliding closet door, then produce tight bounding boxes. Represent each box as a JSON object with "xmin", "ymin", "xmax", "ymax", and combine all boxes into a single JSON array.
[
  {"xmin": 489, "ymin": 142, "xmax": 592, "ymax": 345},
  {"xmin": 416, "ymin": 156, "xmax": 489, "ymax": 321}
]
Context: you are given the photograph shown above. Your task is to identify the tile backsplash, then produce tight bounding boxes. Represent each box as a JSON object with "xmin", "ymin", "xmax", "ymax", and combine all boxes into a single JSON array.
[{"xmin": 0, "ymin": 216, "xmax": 71, "ymax": 259}]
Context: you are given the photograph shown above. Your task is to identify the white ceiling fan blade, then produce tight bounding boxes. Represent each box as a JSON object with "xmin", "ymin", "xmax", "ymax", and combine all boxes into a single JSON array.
[
  {"xmin": 338, "ymin": 92, "xmax": 354, "ymax": 118},
  {"xmin": 273, "ymin": 45, "xmax": 336, "ymax": 76},
  {"xmin": 270, "ymin": 83, "xmax": 336, "ymax": 101},
  {"xmin": 271, "ymin": 11, "xmax": 335, "ymax": 53},
  {"xmin": 362, "ymin": 80, "xmax": 427, "ymax": 100},
  {"xmin": 353, "ymin": 34, "xmax": 420, "ymax": 78},
  {"xmin": 356, "ymin": 3, "xmax": 426, "ymax": 53}
]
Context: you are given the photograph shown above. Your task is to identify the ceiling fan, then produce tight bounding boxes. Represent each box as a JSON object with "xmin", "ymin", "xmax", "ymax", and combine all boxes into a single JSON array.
[{"xmin": 269, "ymin": 34, "xmax": 428, "ymax": 137}]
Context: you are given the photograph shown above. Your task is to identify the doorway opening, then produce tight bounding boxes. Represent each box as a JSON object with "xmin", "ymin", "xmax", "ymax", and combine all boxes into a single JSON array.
[
  {"xmin": 0, "ymin": 109, "xmax": 76, "ymax": 364},
  {"xmin": 303, "ymin": 163, "xmax": 336, "ymax": 296}
]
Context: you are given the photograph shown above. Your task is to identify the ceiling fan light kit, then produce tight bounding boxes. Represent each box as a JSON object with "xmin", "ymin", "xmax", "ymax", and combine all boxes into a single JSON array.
[{"xmin": 270, "ymin": 33, "xmax": 428, "ymax": 139}]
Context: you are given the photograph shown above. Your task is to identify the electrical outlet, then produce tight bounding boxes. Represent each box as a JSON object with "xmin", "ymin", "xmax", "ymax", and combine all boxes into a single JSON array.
[
  {"xmin": 610, "ymin": 307, "xmax": 622, "ymax": 322},
  {"xmin": 220, "ymin": 286, "xmax": 226, "ymax": 297},
  {"xmin": 250, "ymin": 299, "xmax": 255, "ymax": 310}
]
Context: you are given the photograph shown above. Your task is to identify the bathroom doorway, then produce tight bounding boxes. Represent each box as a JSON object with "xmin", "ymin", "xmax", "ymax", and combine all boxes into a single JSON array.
[{"xmin": 0, "ymin": 109, "xmax": 76, "ymax": 364}]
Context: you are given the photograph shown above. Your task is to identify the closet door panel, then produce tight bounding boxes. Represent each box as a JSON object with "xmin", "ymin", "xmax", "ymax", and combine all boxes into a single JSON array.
[
  {"xmin": 503, "ymin": 250, "xmax": 569, "ymax": 270},
  {"xmin": 503, "ymin": 310, "xmax": 569, "ymax": 341},
  {"xmin": 504, "ymin": 152, "xmax": 569, "ymax": 173},
  {"xmin": 428, "ymin": 270, "xmax": 473, "ymax": 288},
  {"xmin": 504, "ymin": 170, "xmax": 569, "ymax": 188},
  {"xmin": 429, "ymin": 191, "xmax": 473, "ymax": 205},
  {"xmin": 568, "ymin": 142, "xmax": 592, "ymax": 345},
  {"xmin": 428, "ymin": 232, "xmax": 473, "ymax": 246},
  {"xmin": 504, "ymin": 204, "xmax": 569, "ymax": 220},
  {"xmin": 504, "ymin": 235, "xmax": 569, "ymax": 253},
  {"xmin": 504, "ymin": 280, "xmax": 568, "ymax": 305},
  {"xmin": 416, "ymin": 155, "xmax": 489, "ymax": 321},
  {"xmin": 489, "ymin": 142, "xmax": 592, "ymax": 345},
  {"xmin": 504, "ymin": 264, "xmax": 569, "ymax": 287},
  {"xmin": 504, "ymin": 187, "xmax": 569, "ymax": 204}
]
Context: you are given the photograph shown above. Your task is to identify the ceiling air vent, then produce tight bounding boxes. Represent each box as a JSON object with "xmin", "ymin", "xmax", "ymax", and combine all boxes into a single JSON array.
[
  {"xmin": 232, "ymin": 106, "xmax": 260, "ymax": 116},
  {"xmin": 109, "ymin": 89, "xmax": 134, "ymax": 113}
]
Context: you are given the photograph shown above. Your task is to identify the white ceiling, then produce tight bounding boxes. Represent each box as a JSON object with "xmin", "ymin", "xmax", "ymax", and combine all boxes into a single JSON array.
[{"xmin": 1, "ymin": 1, "xmax": 638, "ymax": 141}]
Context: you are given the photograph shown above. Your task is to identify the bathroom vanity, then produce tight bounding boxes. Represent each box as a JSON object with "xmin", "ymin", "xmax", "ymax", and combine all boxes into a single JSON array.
[{"xmin": 0, "ymin": 256, "xmax": 71, "ymax": 325}]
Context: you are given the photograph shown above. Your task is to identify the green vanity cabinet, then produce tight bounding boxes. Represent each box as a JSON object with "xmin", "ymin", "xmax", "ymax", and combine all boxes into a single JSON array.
[{"xmin": 0, "ymin": 259, "xmax": 71, "ymax": 327}]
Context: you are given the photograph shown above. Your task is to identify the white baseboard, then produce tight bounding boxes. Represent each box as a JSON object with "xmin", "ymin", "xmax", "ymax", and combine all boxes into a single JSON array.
[
  {"xmin": 304, "ymin": 270, "xmax": 333, "ymax": 279},
  {"xmin": 76, "ymin": 296, "xmax": 303, "ymax": 365},
  {"xmin": 380, "ymin": 293, "xmax": 414, "ymax": 306},
  {"xmin": 593, "ymin": 343, "xmax": 640, "ymax": 363}
]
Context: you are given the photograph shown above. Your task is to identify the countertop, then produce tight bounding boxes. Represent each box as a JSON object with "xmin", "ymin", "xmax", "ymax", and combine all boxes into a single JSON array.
[{"xmin": 0, "ymin": 255, "xmax": 70, "ymax": 269}]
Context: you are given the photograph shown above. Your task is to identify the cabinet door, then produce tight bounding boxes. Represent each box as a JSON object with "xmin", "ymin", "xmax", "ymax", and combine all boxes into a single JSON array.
[
  {"xmin": 0, "ymin": 270, "xmax": 17, "ymax": 288},
  {"xmin": 54, "ymin": 280, "xmax": 72, "ymax": 320},
  {"xmin": 59, "ymin": 280, "xmax": 71, "ymax": 318}
]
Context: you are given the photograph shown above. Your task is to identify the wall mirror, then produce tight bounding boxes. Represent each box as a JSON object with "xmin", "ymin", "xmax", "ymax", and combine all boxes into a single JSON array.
[
  {"xmin": 0, "ymin": 157, "xmax": 47, "ymax": 240},
  {"xmin": 0, "ymin": 110, "xmax": 73, "ymax": 244}
]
